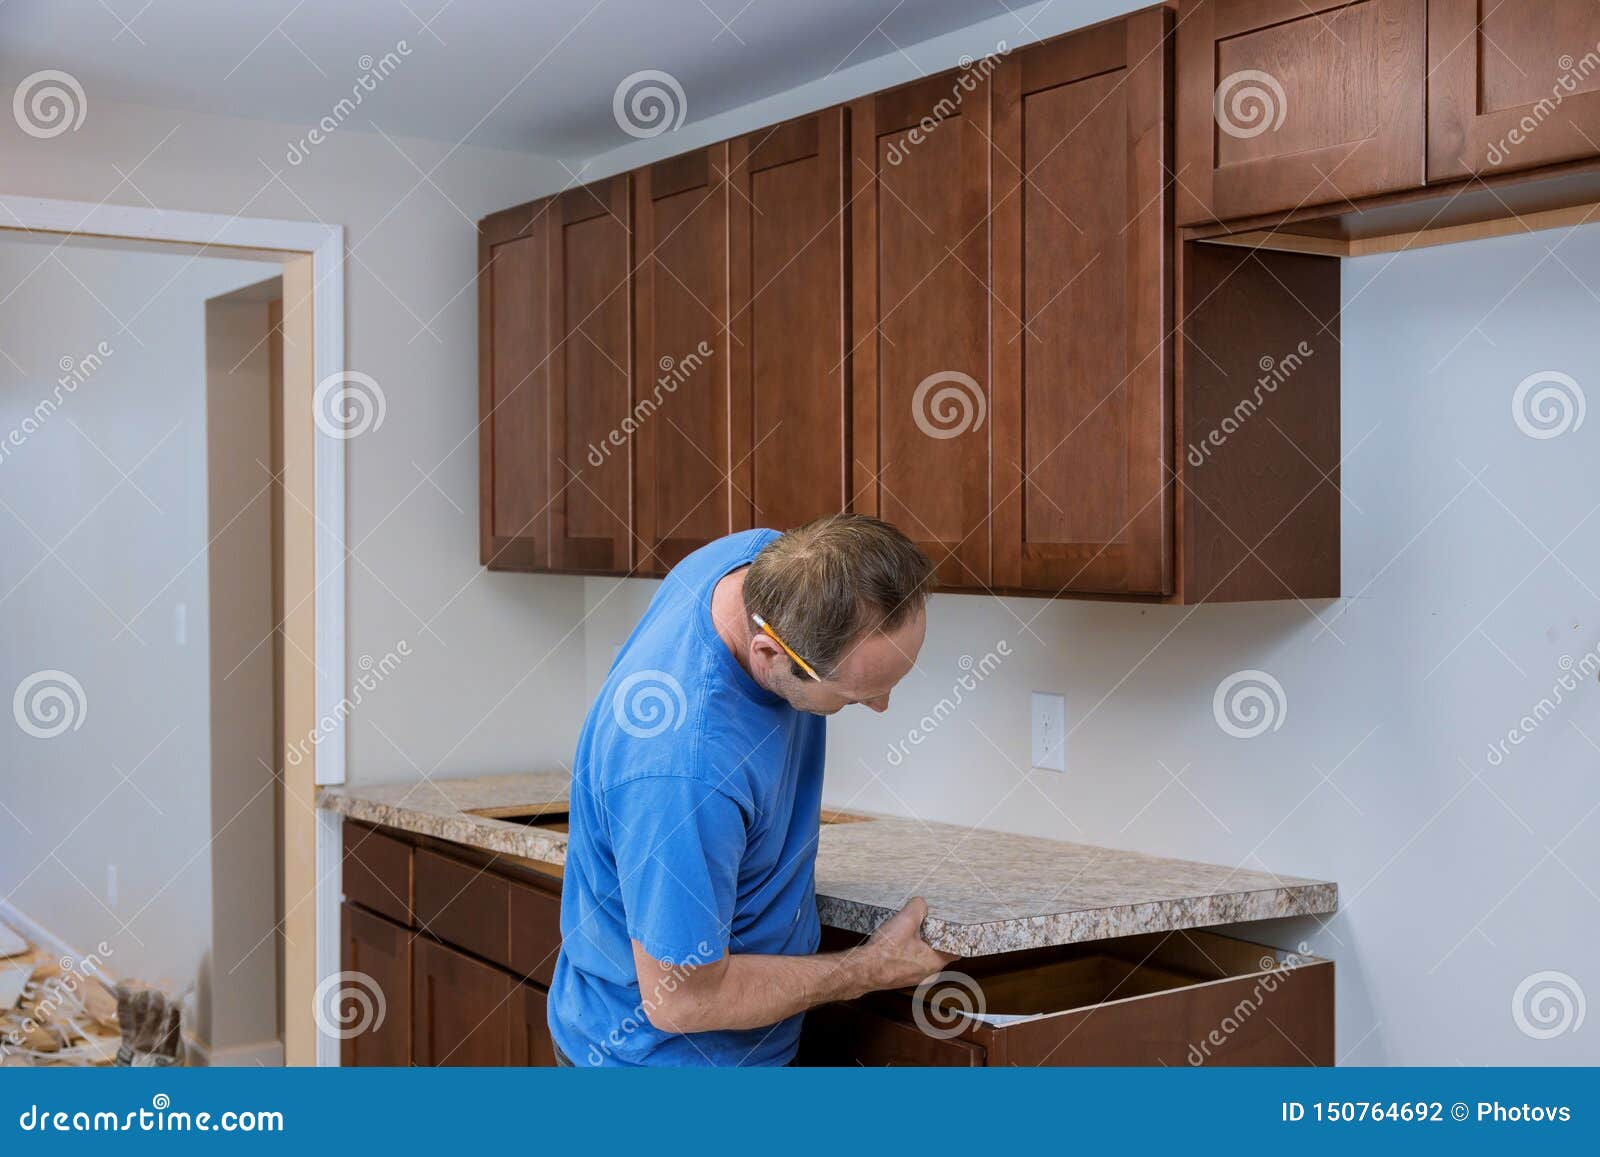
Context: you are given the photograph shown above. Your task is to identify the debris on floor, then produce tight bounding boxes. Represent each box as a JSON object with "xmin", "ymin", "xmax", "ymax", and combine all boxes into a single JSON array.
[{"xmin": 0, "ymin": 918, "xmax": 123, "ymax": 1067}]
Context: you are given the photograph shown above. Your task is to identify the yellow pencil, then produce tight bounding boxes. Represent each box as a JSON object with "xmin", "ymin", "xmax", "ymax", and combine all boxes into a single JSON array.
[{"xmin": 750, "ymin": 614, "xmax": 824, "ymax": 682}]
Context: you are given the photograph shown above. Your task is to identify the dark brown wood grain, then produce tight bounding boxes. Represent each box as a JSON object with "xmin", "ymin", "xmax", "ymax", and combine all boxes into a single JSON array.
[
  {"xmin": 1428, "ymin": 0, "xmax": 1600, "ymax": 181},
  {"xmin": 1176, "ymin": 0, "xmax": 1427, "ymax": 225},
  {"xmin": 727, "ymin": 109, "xmax": 850, "ymax": 532},
  {"xmin": 411, "ymin": 847, "xmax": 510, "ymax": 969},
  {"xmin": 632, "ymin": 144, "xmax": 735, "ymax": 573},
  {"xmin": 507, "ymin": 875, "xmax": 563, "ymax": 988},
  {"xmin": 341, "ymin": 821, "xmax": 413, "ymax": 926},
  {"xmin": 508, "ymin": 981, "xmax": 557, "ymax": 1066},
  {"xmin": 340, "ymin": 903, "xmax": 413, "ymax": 1067},
  {"xmin": 991, "ymin": 5, "xmax": 1174, "ymax": 596},
  {"xmin": 547, "ymin": 175, "xmax": 634, "ymax": 572},
  {"xmin": 1177, "ymin": 240, "xmax": 1340, "ymax": 602},
  {"xmin": 849, "ymin": 69, "xmax": 993, "ymax": 590},
  {"xmin": 411, "ymin": 936, "xmax": 512, "ymax": 1066},
  {"xmin": 479, "ymin": 199, "xmax": 552, "ymax": 570}
]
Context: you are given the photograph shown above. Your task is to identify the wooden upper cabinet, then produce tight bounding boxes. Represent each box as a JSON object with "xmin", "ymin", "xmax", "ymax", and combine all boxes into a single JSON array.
[
  {"xmin": 1429, "ymin": 0, "xmax": 1600, "ymax": 181},
  {"xmin": 850, "ymin": 71, "xmax": 993, "ymax": 590},
  {"xmin": 1175, "ymin": 0, "xmax": 1426, "ymax": 225},
  {"xmin": 991, "ymin": 7, "xmax": 1174, "ymax": 596},
  {"xmin": 547, "ymin": 176, "xmax": 633, "ymax": 572},
  {"xmin": 727, "ymin": 110, "xmax": 849, "ymax": 533},
  {"xmin": 632, "ymin": 146, "xmax": 734, "ymax": 574},
  {"xmin": 479, "ymin": 200, "xmax": 551, "ymax": 569}
]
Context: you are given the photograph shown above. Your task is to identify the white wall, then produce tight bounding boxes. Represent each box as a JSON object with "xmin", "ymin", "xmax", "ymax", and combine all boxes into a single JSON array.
[
  {"xmin": 0, "ymin": 238, "xmax": 279, "ymax": 1003},
  {"xmin": 573, "ymin": 4, "xmax": 1600, "ymax": 1064},
  {"xmin": 0, "ymin": 97, "xmax": 593, "ymax": 789}
]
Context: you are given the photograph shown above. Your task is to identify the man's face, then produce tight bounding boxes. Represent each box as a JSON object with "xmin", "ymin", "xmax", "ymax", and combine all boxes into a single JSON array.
[{"xmin": 758, "ymin": 610, "xmax": 927, "ymax": 716}]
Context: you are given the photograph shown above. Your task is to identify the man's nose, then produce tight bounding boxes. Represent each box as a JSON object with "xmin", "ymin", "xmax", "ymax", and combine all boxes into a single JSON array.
[{"xmin": 866, "ymin": 695, "xmax": 890, "ymax": 713}]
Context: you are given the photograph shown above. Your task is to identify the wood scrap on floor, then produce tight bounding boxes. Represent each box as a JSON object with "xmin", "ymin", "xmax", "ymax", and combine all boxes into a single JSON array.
[{"xmin": 0, "ymin": 930, "xmax": 123, "ymax": 1067}]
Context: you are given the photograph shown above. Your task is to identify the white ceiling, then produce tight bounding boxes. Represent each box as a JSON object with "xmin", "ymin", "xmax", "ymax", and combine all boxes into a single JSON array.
[{"xmin": 0, "ymin": 0, "xmax": 1033, "ymax": 157}]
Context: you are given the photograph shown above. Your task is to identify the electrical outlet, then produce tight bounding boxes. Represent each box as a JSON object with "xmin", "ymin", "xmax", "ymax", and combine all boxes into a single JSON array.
[{"xmin": 1031, "ymin": 692, "xmax": 1066, "ymax": 772}]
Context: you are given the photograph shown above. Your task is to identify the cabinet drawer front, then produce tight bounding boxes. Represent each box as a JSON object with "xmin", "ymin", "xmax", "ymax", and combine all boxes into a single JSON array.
[
  {"xmin": 1176, "ymin": 0, "xmax": 1426, "ymax": 224},
  {"xmin": 342, "ymin": 822, "xmax": 413, "ymax": 925},
  {"xmin": 413, "ymin": 848, "xmax": 510, "ymax": 967},
  {"xmin": 1428, "ymin": 0, "xmax": 1600, "ymax": 181},
  {"xmin": 411, "ymin": 936, "xmax": 512, "ymax": 1067},
  {"xmin": 508, "ymin": 878, "xmax": 563, "ymax": 987},
  {"xmin": 340, "ymin": 903, "xmax": 414, "ymax": 1066}
]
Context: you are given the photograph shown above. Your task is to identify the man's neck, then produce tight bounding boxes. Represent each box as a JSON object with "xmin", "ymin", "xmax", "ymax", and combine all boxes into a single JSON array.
[{"xmin": 709, "ymin": 566, "xmax": 757, "ymax": 682}]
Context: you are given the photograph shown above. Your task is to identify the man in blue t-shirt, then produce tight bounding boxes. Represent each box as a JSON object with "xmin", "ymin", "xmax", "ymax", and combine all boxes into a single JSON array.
[{"xmin": 548, "ymin": 514, "xmax": 955, "ymax": 1066}]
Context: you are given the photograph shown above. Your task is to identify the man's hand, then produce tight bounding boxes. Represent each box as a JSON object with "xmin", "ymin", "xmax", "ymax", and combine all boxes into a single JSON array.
[{"xmin": 862, "ymin": 897, "xmax": 959, "ymax": 990}]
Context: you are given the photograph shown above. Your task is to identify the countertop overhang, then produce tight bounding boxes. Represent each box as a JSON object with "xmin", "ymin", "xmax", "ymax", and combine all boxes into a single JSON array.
[{"xmin": 319, "ymin": 771, "xmax": 1338, "ymax": 957}]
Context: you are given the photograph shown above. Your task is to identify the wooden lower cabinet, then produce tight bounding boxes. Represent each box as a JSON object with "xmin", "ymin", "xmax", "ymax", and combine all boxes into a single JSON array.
[
  {"xmin": 510, "ymin": 981, "xmax": 558, "ymax": 1066},
  {"xmin": 799, "ymin": 930, "xmax": 1333, "ymax": 1067},
  {"xmin": 411, "ymin": 936, "xmax": 513, "ymax": 1067},
  {"xmin": 339, "ymin": 903, "xmax": 413, "ymax": 1067}
]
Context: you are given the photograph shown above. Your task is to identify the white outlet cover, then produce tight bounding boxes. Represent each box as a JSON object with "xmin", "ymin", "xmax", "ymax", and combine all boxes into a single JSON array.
[{"xmin": 1031, "ymin": 691, "xmax": 1066, "ymax": 772}]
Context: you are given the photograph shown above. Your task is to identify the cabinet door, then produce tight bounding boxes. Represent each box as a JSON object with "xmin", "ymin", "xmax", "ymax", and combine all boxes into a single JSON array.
[
  {"xmin": 632, "ymin": 146, "xmax": 734, "ymax": 573},
  {"xmin": 991, "ymin": 7, "xmax": 1173, "ymax": 596},
  {"xmin": 508, "ymin": 982, "xmax": 558, "ymax": 1066},
  {"xmin": 479, "ymin": 201, "xmax": 551, "ymax": 569},
  {"xmin": 1175, "ymin": 0, "xmax": 1426, "ymax": 224},
  {"xmin": 850, "ymin": 73, "xmax": 992, "ymax": 590},
  {"xmin": 411, "ymin": 936, "xmax": 511, "ymax": 1066},
  {"xmin": 547, "ymin": 177, "xmax": 633, "ymax": 572},
  {"xmin": 340, "ymin": 903, "xmax": 413, "ymax": 1066},
  {"xmin": 1429, "ymin": 0, "xmax": 1600, "ymax": 181},
  {"xmin": 728, "ymin": 111, "xmax": 849, "ymax": 532}
]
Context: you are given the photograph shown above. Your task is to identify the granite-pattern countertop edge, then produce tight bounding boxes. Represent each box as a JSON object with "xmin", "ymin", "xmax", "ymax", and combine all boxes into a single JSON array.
[{"xmin": 319, "ymin": 776, "xmax": 1339, "ymax": 957}]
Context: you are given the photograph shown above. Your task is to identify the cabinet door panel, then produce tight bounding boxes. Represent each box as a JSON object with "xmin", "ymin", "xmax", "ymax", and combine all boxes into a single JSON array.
[
  {"xmin": 548, "ymin": 178, "xmax": 633, "ymax": 572},
  {"xmin": 411, "ymin": 936, "xmax": 511, "ymax": 1066},
  {"xmin": 851, "ymin": 73, "xmax": 992, "ymax": 589},
  {"xmin": 1176, "ymin": 0, "xmax": 1426, "ymax": 224},
  {"xmin": 633, "ymin": 146, "xmax": 733, "ymax": 573},
  {"xmin": 479, "ymin": 202, "xmax": 551, "ymax": 569},
  {"xmin": 993, "ymin": 8, "xmax": 1173, "ymax": 595},
  {"xmin": 509, "ymin": 982, "xmax": 557, "ymax": 1066},
  {"xmin": 729, "ymin": 112, "xmax": 848, "ymax": 532},
  {"xmin": 340, "ymin": 903, "xmax": 413, "ymax": 1066},
  {"xmin": 1429, "ymin": 0, "xmax": 1600, "ymax": 180}
]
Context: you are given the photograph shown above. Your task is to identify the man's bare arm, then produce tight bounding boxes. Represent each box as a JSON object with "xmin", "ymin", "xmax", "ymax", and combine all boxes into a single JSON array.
[{"xmin": 634, "ymin": 897, "xmax": 957, "ymax": 1035}]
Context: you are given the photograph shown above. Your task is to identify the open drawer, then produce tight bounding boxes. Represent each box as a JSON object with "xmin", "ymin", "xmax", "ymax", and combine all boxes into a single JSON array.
[{"xmin": 800, "ymin": 930, "xmax": 1333, "ymax": 1067}]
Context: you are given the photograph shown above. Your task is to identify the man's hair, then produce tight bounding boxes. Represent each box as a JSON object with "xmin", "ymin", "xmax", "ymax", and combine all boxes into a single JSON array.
[{"xmin": 743, "ymin": 515, "xmax": 934, "ymax": 679}]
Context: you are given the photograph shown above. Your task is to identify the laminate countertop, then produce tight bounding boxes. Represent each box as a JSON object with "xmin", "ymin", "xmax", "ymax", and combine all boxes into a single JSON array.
[{"xmin": 320, "ymin": 771, "xmax": 1337, "ymax": 957}]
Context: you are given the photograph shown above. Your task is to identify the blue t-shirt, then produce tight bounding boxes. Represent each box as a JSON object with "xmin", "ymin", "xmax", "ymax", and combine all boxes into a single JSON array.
[{"xmin": 548, "ymin": 529, "xmax": 825, "ymax": 1067}]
